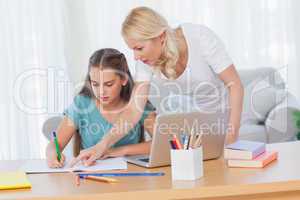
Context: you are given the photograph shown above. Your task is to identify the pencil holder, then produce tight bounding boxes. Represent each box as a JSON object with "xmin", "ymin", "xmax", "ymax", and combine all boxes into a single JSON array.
[{"xmin": 170, "ymin": 147, "xmax": 203, "ymax": 180}]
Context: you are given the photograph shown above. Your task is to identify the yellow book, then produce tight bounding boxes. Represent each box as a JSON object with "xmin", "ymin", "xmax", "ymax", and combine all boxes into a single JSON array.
[{"xmin": 0, "ymin": 171, "xmax": 31, "ymax": 190}]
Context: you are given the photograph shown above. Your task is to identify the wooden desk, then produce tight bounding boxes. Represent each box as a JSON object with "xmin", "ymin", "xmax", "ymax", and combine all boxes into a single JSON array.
[{"xmin": 1, "ymin": 141, "xmax": 300, "ymax": 200}]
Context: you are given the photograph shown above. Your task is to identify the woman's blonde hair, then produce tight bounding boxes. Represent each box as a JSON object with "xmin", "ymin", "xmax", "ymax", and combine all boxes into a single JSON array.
[{"xmin": 122, "ymin": 7, "xmax": 179, "ymax": 79}]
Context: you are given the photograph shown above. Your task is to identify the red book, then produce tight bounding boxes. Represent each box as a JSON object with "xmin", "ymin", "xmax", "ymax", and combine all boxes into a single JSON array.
[{"xmin": 227, "ymin": 151, "xmax": 278, "ymax": 168}]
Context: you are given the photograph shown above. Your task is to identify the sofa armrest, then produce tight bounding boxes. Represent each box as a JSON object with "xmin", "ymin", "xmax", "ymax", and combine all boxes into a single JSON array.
[
  {"xmin": 42, "ymin": 116, "xmax": 63, "ymax": 141},
  {"xmin": 265, "ymin": 93, "xmax": 300, "ymax": 143},
  {"xmin": 42, "ymin": 115, "xmax": 76, "ymax": 157}
]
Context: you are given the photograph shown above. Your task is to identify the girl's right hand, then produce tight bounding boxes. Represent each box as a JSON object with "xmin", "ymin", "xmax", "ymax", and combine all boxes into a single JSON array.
[{"xmin": 46, "ymin": 151, "xmax": 66, "ymax": 168}]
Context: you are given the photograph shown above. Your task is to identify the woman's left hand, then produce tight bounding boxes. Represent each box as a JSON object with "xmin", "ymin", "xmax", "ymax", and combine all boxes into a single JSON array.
[{"xmin": 101, "ymin": 147, "xmax": 128, "ymax": 159}]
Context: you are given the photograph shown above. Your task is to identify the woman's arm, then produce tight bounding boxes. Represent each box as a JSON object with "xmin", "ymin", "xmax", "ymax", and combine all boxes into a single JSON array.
[
  {"xmin": 101, "ymin": 111, "xmax": 156, "ymax": 158},
  {"xmin": 101, "ymin": 142, "xmax": 151, "ymax": 159},
  {"xmin": 218, "ymin": 64, "xmax": 244, "ymax": 144},
  {"xmin": 70, "ymin": 81, "xmax": 151, "ymax": 166},
  {"xmin": 101, "ymin": 82, "xmax": 151, "ymax": 146},
  {"xmin": 46, "ymin": 116, "xmax": 77, "ymax": 167}
]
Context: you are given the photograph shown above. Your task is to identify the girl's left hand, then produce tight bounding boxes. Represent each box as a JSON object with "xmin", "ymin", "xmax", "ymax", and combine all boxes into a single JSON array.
[{"xmin": 101, "ymin": 147, "xmax": 127, "ymax": 159}]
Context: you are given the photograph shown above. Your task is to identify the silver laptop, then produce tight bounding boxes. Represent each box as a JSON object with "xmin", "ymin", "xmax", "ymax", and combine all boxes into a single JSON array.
[{"xmin": 125, "ymin": 110, "xmax": 229, "ymax": 168}]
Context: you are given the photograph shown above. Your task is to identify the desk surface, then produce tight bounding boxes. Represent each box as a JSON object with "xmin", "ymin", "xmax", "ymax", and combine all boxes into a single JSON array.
[{"xmin": 1, "ymin": 141, "xmax": 300, "ymax": 200}]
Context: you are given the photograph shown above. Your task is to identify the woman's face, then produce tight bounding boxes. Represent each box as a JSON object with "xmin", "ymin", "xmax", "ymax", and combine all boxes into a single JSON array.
[
  {"xmin": 89, "ymin": 67, "xmax": 127, "ymax": 105},
  {"xmin": 125, "ymin": 34, "xmax": 165, "ymax": 66}
]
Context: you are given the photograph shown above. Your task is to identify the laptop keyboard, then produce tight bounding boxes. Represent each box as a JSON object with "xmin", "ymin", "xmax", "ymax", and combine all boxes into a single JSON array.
[{"xmin": 139, "ymin": 158, "xmax": 149, "ymax": 162}]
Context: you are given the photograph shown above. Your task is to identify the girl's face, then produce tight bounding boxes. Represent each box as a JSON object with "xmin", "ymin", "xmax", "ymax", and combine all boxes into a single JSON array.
[
  {"xmin": 125, "ymin": 33, "xmax": 165, "ymax": 66},
  {"xmin": 89, "ymin": 67, "xmax": 128, "ymax": 106}
]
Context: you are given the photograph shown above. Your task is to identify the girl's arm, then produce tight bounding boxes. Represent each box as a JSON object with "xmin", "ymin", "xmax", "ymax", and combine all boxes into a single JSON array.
[
  {"xmin": 70, "ymin": 82, "xmax": 151, "ymax": 166},
  {"xmin": 218, "ymin": 64, "xmax": 244, "ymax": 144},
  {"xmin": 101, "ymin": 111, "xmax": 156, "ymax": 158},
  {"xmin": 46, "ymin": 116, "xmax": 76, "ymax": 167}
]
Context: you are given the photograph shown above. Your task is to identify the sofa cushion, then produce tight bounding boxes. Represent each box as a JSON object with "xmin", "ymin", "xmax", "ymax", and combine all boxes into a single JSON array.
[
  {"xmin": 265, "ymin": 93, "xmax": 300, "ymax": 143},
  {"xmin": 240, "ymin": 68, "xmax": 286, "ymax": 124},
  {"xmin": 239, "ymin": 124, "xmax": 267, "ymax": 143}
]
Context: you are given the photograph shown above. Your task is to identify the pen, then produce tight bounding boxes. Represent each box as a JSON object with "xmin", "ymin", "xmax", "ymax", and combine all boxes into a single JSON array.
[
  {"xmin": 169, "ymin": 140, "xmax": 176, "ymax": 149},
  {"xmin": 78, "ymin": 172, "xmax": 165, "ymax": 177},
  {"xmin": 173, "ymin": 135, "xmax": 182, "ymax": 149},
  {"xmin": 180, "ymin": 134, "xmax": 185, "ymax": 145},
  {"xmin": 193, "ymin": 132, "xmax": 203, "ymax": 148},
  {"xmin": 52, "ymin": 131, "xmax": 61, "ymax": 162},
  {"xmin": 183, "ymin": 134, "xmax": 190, "ymax": 150},
  {"xmin": 188, "ymin": 129, "xmax": 195, "ymax": 149},
  {"xmin": 82, "ymin": 175, "xmax": 118, "ymax": 183}
]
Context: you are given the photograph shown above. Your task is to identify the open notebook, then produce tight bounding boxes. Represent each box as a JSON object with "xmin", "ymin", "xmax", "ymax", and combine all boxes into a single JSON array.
[{"xmin": 19, "ymin": 157, "xmax": 127, "ymax": 174}]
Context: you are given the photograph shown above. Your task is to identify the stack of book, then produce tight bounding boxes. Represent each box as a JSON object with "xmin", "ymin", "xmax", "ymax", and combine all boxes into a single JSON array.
[{"xmin": 224, "ymin": 140, "xmax": 278, "ymax": 168}]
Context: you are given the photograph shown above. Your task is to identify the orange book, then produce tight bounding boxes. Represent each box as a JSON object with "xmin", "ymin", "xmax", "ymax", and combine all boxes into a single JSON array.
[{"xmin": 227, "ymin": 151, "xmax": 278, "ymax": 168}]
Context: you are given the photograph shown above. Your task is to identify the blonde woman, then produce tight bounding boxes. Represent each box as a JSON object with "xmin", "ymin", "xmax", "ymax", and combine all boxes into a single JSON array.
[
  {"xmin": 121, "ymin": 5, "xmax": 244, "ymax": 141},
  {"xmin": 71, "ymin": 7, "xmax": 244, "ymax": 166}
]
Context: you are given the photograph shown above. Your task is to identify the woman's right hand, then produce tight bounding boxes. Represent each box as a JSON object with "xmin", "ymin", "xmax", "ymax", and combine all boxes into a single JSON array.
[
  {"xmin": 46, "ymin": 150, "xmax": 66, "ymax": 168},
  {"xmin": 69, "ymin": 142, "xmax": 108, "ymax": 167}
]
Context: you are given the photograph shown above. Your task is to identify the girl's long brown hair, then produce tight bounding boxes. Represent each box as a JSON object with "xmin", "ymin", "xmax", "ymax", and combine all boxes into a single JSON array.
[
  {"xmin": 79, "ymin": 48, "xmax": 134, "ymax": 101},
  {"xmin": 73, "ymin": 48, "xmax": 135, "ymax": 156}
]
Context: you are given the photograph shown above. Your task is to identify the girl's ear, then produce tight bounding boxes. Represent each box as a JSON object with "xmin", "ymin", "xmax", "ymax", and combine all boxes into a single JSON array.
[{"xmin": 121, "ymin": 75, "xmax": 129, "ymax": 86}]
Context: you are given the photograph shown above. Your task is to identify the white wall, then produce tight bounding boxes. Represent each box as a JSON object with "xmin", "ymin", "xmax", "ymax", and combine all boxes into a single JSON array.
[
  {"xmin": 62, "ymin": 0, "xmax": 300, "ymax": 99},
  {"xmin": 1, "ymin": 0, "xmax": 299, "ymax": 159}
]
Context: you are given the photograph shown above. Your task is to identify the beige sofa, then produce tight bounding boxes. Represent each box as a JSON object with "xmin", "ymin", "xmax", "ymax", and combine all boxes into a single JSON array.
[{"xmin": 238, "ymin": 67, "xmax": 300, "ymax": 143}]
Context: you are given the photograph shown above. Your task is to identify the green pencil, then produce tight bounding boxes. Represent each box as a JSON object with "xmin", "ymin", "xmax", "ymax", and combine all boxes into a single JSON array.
[{"xmin": 52, "ymin": 131, "xmax": 61, "ymax": 162}]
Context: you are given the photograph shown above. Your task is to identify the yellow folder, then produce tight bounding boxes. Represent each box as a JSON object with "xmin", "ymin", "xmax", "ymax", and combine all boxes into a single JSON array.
[{"xmin": 0, "ymin": 171, "xmax": 31, "ymax": 190}]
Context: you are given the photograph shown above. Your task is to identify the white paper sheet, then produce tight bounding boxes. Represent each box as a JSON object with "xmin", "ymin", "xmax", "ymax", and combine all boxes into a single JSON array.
[{"xmin": 19, "ymin": 157, "xmax": 127, "ymax": 174}]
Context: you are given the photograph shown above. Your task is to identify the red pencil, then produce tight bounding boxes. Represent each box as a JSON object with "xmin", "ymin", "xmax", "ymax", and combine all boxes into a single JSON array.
[{"xmin": 173, "ymin": 135, "xmax": 182, "ymax": 149}]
